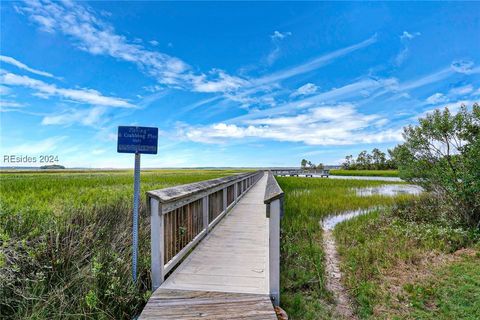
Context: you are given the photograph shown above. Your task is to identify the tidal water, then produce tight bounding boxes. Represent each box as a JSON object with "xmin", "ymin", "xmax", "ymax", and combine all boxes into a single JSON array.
[
  {"xmin": 327, "ymin": 175, "xmax": 402, "ymax": 182},
  {"xmin": 355, "ymin": 184, "xmax": 423, "ymax": 197},
  {"xmin": 321, "ymin": 208, "xmax": 376, "ymax": 230},
  {"xmin": 321, "ymin": 184, "xmax": 423, "ymax": 230}
]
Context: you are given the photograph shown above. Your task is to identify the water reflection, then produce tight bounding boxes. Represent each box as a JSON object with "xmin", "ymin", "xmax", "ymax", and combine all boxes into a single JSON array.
[
  {"xmin": 321, "ymin": 208, "xmax": 376, "ymax": 230},
  {"xmin": 355, "ymin": 184, "xmax": 423, "ymax": 197},
  {"xmin": 328, "ymin": 175, "xmax": 402, "ymax": 182}
]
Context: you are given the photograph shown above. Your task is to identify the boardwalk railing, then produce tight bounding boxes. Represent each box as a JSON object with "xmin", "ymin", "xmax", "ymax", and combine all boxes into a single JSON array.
[
  {"xmin": 147, "ymin": 171, "xmax": 264, "ymax": 290},
  {"xmin": 264, "ymin": 171, "xmax": 284, "ymax": 306},
  {"xmin": 272, "ymin": 168, "xmax": 330, "ymax": 177}
]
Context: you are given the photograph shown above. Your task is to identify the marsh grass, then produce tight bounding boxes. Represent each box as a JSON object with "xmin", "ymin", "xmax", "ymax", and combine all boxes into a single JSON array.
[
  {"xmin": 330, "ymin": 170, "xmax": 399, "ymax": 177},
  {"xmin": 334, "ymin": 208, "xmax": 480, "ymax": 319},
  {"xmin": 403, "ymin": 251, "xmax": 480, "ymax": 320},
  {"xmin": 0, "ymin": 170, "xmax": 238, "ymax": 319},
  {"xmin": 276, "ymin": 177, "xmax": 412, "ymax": 319}
]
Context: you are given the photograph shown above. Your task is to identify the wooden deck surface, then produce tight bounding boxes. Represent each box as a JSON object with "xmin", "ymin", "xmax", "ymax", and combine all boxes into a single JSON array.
[
  {"xmin": 140, "ymin": 174, "xmax": 277, "ymax": 319},
  {"xmin": 160, "ymin": 174, "xmax": 269, "ymax": 294},
  {"xmin": 139, "ymin": 289, "xmax": 276, "ymax": 320}
]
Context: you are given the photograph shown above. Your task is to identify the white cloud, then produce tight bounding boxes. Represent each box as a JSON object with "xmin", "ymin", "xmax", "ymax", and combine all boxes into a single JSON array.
[
  {"xmin": 422, "ymin": 100, "xmax": 476, "ymax": 117},
  {"xmin": 426, "ymin": 93, "xmax": 448, "ymax": 104},
  {"xmin": 291, "ymin": 83, "xmax": 318, "ymax": 97},
  {"xmin": 17, "ymin": 0, "xmax": 247, "ymax": 94},
  {"xmin": 270, "ymin": 31, "xmax": 292, "ymax": 40},
  {"xmin": 0, "ymin": 55, "xmax": 55, "ymax": 78},
  {"xmin": 395, "ymin": 47, "xmax": 411, "ymax": 66},
  {"xmin": 149, "ymin": 40, "xmax": 159, "ymax": 46},
  {"xmin": 400, "ymin": 31, "xmax": 421, "ymax": 41},
  {"xmin": 400, "ymin": 68, "xmax": 452, "ymax": 91},
  {"xmin": 41, "ymin": 106, "xmax": 107, "ymax": 127},
  {"xmin": 0, "ymin": 100, "xmax": 24, "ymax": 108},
  {"xmin": 0, "ymin": 72, "xmax": 134, "ymax": 107},
  {"xmin": 265, "ymin": 31, "xmax": 292, "ymax": 65},
  {"xmin": 191, "ymin": 69, "xmax": 249, "ymax": 93},
  {"xmin": 449, "ymin": 84, "xmax": 473, "ymax": 96},
  {"xmin": 396, "ymin": 31, "xmax": 421, "ymax": 66},
  {"xmin": 232, "ymin": 77, "xmax": 390, "ymax": 122},
  {"xmin": 255, "ymin": 34, "xmax": 377, "ymax": 86},
  {"xmin": 17, "ymin": 1, "xmax": 381, "ymax": 102},
  {"xmin": 179, "ymin": 104, "xmax": 402, "ymax": 145},
  {"xmin": 8, "ymin": 136, "xmax": 67, "ymax": 154},
  {"xmin": 266, "ymin": 47, "xmax": 281, "ymax": 66}
]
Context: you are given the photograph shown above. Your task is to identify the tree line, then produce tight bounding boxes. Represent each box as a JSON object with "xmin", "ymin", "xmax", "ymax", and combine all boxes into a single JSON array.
[
  {"xmin": 300, "ymin": 159, "xmax": 324, "ymax": 170},
  {"xmin": 341, "ymin": 148, "xmax": 397, "ymax": 170}
]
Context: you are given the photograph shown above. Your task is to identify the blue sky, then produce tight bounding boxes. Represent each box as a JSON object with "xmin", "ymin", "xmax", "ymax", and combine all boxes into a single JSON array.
[{"xmin": 1, "ymin": 1, "xmax": 479, "ymax": 168}]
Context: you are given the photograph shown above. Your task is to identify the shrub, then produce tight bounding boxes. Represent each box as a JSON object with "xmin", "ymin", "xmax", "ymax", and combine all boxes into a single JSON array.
[{"xmin": 391, "ymin": 104, "xmax": 480, "ymax": 228}]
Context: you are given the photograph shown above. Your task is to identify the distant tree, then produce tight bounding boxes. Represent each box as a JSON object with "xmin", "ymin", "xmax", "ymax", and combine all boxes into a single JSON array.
[
  {"xmin": 40, "ymin": 164, "xmax": 65, "ymax": 169},
  {"xmin": 372, "ymin": 148, "xmax": 387, "ymax": 170},
  {"xmin": 342, "ymin": 149, "xmax": 397, "ymax": 170},
  {"xmin": 301, "ymin": 159, "xmax": 308, "ymax": 168},
  {"xmin": 317, "ymin": 163, "xmax": 324, "ymax": 171},
  {"xmin": 386, "ymin": 149, "xmax": 398, "ymax": 169},
  {"xmin": 356, "ymin": 150, "xmax": 370, "ymax": 170},
  {"xmin": 390, "ymin": 104, "xmax": 480, "ymax": 228},
  {"xmin": 342, "ymin": 155, "xmax": 355, "ymax": 169}
]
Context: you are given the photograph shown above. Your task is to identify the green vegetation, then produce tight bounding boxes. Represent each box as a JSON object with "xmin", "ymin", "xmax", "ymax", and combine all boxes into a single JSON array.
[
  {"xmin": 277, "ymin": 177, "xmax": 412, "ymax": 319},
  {"xmin": 330, "ymin": 169, "xmax": 399, "ymax": 177},
  {"xmin": 334, "ymin": 207, "xmax": 479, "ymax": 319},
  {"xmin": 331, "ymin": 105, "xmax": 480, "ymax": 319},
  {"xmin": 341, "ymin": 148, "xmax": 397, "ymax": 170},
  {"xmin": 0, "ymin": 169, "xmax": 242, "ymax": 319},
  {"xmin": 39, "ymin": 164, "xmax": 66, "ymax": 169},
  {"xmin": 391, "ymin": 104, "xmax": 480, "ymax": 228},
  {"xmin": 403, "ymin": 252, "xmax": 480, "ymax": 320},
  {"xmin": 300, "ymin": 159, "xmax": 324, "ymax": 170}
]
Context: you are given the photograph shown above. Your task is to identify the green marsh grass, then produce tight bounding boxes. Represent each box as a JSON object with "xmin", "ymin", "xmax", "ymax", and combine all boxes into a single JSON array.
[
  {"xmin": 276, "ymin": 177, "xmax": 412, "ymax": 319},
  {"xmin": 0, "ymin": 169, "xmax": 242, "ymax": 319},
  {"xmin": 334, "ymin": 209, "xmax": 480, "ymax": 319}
]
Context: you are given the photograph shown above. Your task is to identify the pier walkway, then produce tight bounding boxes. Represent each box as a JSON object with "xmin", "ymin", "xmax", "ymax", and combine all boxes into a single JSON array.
[{"xmin": 139, "ymin": 171, "xmax": 284, "ymax": 319}]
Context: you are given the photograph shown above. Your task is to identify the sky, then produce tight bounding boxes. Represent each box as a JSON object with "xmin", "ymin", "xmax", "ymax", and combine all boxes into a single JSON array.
[{"xmin": 1, "ymin": 1, "xmax": 479, "ymax": 168}]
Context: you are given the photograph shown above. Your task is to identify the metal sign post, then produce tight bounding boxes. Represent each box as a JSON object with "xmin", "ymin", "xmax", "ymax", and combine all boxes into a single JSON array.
[
  {"xmin": 117, "ymin": 126, "xmax": 158, "ymax": 283},
  {"xmin": 132, "ymin": 152, "xmax": 141, "ymax": 282}
]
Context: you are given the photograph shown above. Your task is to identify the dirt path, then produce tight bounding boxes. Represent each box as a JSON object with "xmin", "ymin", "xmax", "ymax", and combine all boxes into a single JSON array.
[{"xmin": 323, "ymin": 230, "xmax": 358, "ymax": 319}]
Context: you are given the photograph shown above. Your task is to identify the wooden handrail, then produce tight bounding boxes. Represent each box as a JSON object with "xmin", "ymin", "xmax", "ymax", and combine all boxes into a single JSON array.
[
  {"xmin": 148, "ymin": 171, "xmax": 259, "ymax": 203},
  {"xmin": 148, "ymin": 170, "xmax": 264, "ymax": 290},
  {"xmin": 264, "ymin": 171, "xmax": 284, "ymax": 306},
  {"xmin": 264, "ymin": 171, "xmax": 284, "ymax": 204}
]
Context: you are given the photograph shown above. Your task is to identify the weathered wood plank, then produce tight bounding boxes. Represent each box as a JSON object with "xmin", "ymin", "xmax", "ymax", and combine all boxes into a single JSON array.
[
  {"xmin": 160, "ymin": 174, "xmax": 270, "ymax": 295},
  {"xmin": 139, "ymin": 289, "xmax": 277, "ymax": 320},
  {"xmin": 143, "ymin": 172, "xmax": 271, "ymax": 319}
]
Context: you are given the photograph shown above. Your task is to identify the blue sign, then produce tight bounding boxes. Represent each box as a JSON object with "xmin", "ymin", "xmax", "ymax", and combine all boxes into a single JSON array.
[{"xmin": 117, "ymin": 126, "xmax": 158, "ymax": 154}]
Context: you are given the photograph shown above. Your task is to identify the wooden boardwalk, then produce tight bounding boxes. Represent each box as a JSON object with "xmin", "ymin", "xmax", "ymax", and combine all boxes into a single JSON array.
[
  {"xmin": 140, "ymin": 289, "xmax": 276, "ymax": 320},
  {"xmin": 140, "ymin": 173, "xmax": 280, "ymax": 319}
]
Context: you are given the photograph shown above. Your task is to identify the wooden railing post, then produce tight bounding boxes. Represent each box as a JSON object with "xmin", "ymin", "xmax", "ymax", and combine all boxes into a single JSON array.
[
  {"xmin": 264, "ymin": 171, "xmax": 284, "ymax": 306},
  {"xmin": 202, "ymin": 195, "xmax": 209, "ymax": 232},
  {"xmin": 268, "ymin": 198, "xmax": 281, "ymax": 306},
  {"xmin": 150, "ymin": 197, "xmax": 164, "ymax": 290},
  {"xmin": 234, "ymin": 182, "xmax": 238, "ymax": 203},
  {"xmin": 222, "ymin": 187, "xmax": 227, "ymax": 212}
]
